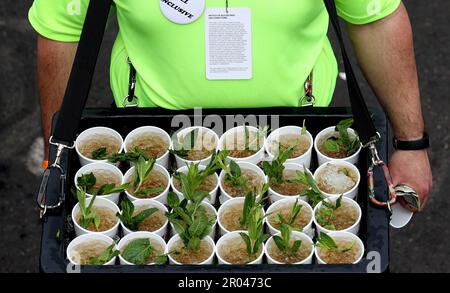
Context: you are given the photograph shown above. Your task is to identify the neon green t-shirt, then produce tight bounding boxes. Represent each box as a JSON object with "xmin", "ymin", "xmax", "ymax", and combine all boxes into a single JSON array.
[{"xmin": 29, "ymin": 0, "xmax": 400, "ymax": 109}]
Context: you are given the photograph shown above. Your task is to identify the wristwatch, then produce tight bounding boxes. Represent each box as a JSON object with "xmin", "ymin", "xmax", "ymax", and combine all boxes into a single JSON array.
[{"xmin": 393, "ymin": 132, "xmax": 430, "ymax": 150}]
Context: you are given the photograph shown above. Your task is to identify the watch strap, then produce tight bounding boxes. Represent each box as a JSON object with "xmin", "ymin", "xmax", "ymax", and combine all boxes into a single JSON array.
[{"xmin": 393, "ymin": 132, "xmax": 430, "ymax": 150}]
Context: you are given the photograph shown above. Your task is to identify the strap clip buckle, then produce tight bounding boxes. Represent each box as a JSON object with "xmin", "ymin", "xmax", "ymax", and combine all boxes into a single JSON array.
[
  {"xmin": 367, "ymin": 142, "xmax": 397, "ymax": 214},
  {"xmin": 300, "ymin": 72, "xmax": 315, "ymax": 107},
  {"xmin": 37, "ymin": 137, "xmax": 71, "ymax": 218},
  {"xmin": 362, "ymin": 132, "xmax": 381, "ymax": 149}
]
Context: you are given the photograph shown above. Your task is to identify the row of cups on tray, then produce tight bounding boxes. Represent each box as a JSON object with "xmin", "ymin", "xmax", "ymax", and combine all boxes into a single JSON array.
[
  {"xmin": 72, "ymin": 196, "xmax": 362, "ymax": 239},
  {"xmin": 74, "ymin": 158, "xmax": 361, "ymax": 207},
  {"xmin": 68, "ymin": 229, "xmax": 365, "ymax": 266},
  {"xmin": 75, "ymin": 124, "xmax": 361, "ymax": 169}
]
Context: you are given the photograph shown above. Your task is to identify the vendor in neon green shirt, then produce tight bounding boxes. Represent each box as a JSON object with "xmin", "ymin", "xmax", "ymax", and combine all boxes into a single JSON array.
[
  {"xmin": 29, "ymin": 1, "xmax": 433, "ymax": 212},
  {"xmin": 29, "ymin": 0, "xmax": 400, "ymax": 108}
]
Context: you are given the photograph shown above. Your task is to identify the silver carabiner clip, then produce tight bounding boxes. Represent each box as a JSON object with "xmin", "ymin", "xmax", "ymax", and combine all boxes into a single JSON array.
[
  {"xmin": 37, "ymin": 138, "xmax": 71, "ymax": 218},
  {"xmin": 122, "ymin": 95, "xmax": 140, "ymax": 108},
  {"xmin": 299, "ymin": 94, "xmax": 316, "ymax": 107}
]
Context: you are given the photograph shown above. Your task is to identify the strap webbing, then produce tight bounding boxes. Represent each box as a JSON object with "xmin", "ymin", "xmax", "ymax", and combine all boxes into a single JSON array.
[
  {"xmin": 52, "ymin": 0, "xmax": 113, "ymax": 144},
  {"xmin": 323, "ymin": 0, "xmax": 379, "ymax": 144}
]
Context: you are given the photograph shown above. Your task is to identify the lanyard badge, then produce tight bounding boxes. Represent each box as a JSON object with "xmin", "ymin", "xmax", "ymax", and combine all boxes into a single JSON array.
[{"xmin": 160, "ymin": 0, "xmax": 206, "ymax": 24}]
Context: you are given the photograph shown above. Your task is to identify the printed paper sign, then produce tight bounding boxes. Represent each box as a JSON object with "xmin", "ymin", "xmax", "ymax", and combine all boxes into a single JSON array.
[{"xmin": 205, "ymin": 8, "xmax": 253, "ymax": 80}]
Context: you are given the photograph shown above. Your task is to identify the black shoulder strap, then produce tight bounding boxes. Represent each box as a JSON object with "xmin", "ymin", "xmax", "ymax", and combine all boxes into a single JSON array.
[
  {"xmin": 323, "ymin": 0, "xmax": 379, "ymax": 145},
  {"xmin": 51, "ymin": 0, "xmax": 379, "ymax": 146},
  {"xmin": 52, "ymin": 0, "xmax": 113, "ymax": 145}
]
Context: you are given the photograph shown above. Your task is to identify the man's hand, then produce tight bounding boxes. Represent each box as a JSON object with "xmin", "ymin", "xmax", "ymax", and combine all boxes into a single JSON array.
[
  {"xmin": 346, "ymin": 2, "xmax": 433, "ymax": 211},
  {"xmin": 389, "ymin": 149, "xmax": 432, "ymax": 211}
]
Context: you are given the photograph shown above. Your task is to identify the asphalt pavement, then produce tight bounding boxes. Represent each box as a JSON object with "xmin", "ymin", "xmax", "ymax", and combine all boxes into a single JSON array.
[{"xmin": 0, "ymin": 0, "xmax": 448, "ymax": 272}]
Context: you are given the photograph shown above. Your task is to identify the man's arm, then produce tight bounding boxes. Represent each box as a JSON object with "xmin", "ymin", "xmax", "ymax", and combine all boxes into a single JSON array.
[
  {"xmin": 346, "ymin": 2, "xmax": 432, "ymax": 210},
  {"xmin": 37, "ymin": 36, "xmax": 78, "ymax": 160}
]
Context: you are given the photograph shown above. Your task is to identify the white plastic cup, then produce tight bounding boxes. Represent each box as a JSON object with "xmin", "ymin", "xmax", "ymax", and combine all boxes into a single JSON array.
[
  {"xmin": 75, "ymin": 126, "xmax": 124, "ymax": 166},
  {"xmin": 217, "ymin": 197, "xmax": 266, "ymax": 236},
  {"xmin": 172, "ymin": 126, "xmax": 219, "ymax": 169},
  {"xmin": 313, "ymin": 196, "xmax": 361, "ymax": 235},
  {"xmin": 123, "ymin": 164, "xmax": 170, "ymax": 205},
  {"xmin": 117, "ymin": 231, "xmax": 167, "ymax": 265},
  {"xmin": 315, "ymin": 231, "xmax": 365, "ymax": 264},
  {"xmin": 218, "ymin": 161, "xmax": 267, "ymax": 204},
  {"xmin": 265, "ymin": 197, "xmax": 314, "ymax": 238},
  {"xmin": 170, "ymin": 165, "xmax": 219, "ymax": 205},
  {"xmin": 218, "ymin": 126, "xmax": 266, "ymax": 165},
  {"xmin": 74, "ymin": 162, "xmax": 124, "ymax": 204},
  {"xmin": 120, "ymin": 199, "xmax": 168, "ymax": 237},
  {"xmin": 72, "ymin": 197, "xmax": 120, "ymax": 238},
  {"xmin": 265, "ymin": 231, "xmax": 314, "ymax": 264},
  {"xmin": 169, "ymin": 201, "xmax": 217, "ymax": 239},
  {"xmin": 167, "ymin": 234, "xmax": 215, "ymax": 265},
  {"xmin": 313, "ymin": 160, "xmax": 361, "ymax": 200},
  {"xmin": 267, "ymin": 163, "xmax": 310, "ymax": 203},
  {"xmin": 265, "ymin": 126, "xmax": 314, "ymax": 168},
  {"xmin": 67, "ymin": 233, "xmax": 117, "ymax": 266},
  {"xmin": 124, "ymin": 126, "xmax": 172, "ymax": 169},
  {"xmin": 314, "ymin": 126, "xmax": 361, "ymax": 166},
  {"xmin": 216, "ymin": 231, "xmax": 264, "ymax": 265}
]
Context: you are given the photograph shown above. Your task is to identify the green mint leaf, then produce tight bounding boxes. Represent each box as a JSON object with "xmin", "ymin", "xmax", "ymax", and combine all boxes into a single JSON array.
[
  {"xmin": 88, "ymin": 242, "xmax": 118, "ymax": 265},
  {"xmin": 108, "ymin": 147, "xmax": 149, "ymax": 163},
  {"xmin": 340, "ymin": 240, "xmax": 356, "ymax": 253},
  {"xmin": 323, "ymin": 138, "xmax": 340, "ymax": 153},
  {"xmin": 229, "ymin": 160, "xmax": 241, "ymax": 178},
  {"xmin": 154, "ymin": 254, "xmax": 168, "ymax": 265},
  {"xmin": 97, "ymin": 182, "xmax": 130, "ymax": 195},
  {"xmin": 77, "ymin": 173, "xmax": 97, "ymax": 194},
  {"xmin": 168, "ymin": 217, "xmax": 187, "ymax": 236},
  {"xmin": 239, "ymin": 232, "xmax": 252, "ymax": 256},
  {"xmin": 169, "ymin": 148, "xmax": 190, "ymax": 158},
  {"xmin": 288, "ymin": 170, "xmax": 308, "ymax": 185},
  {"xmin": 132, "ymin": 207, "xmax": 158, "ymax": 228},
  {"xmin": 244, "ymin": 126, "xmax": 251, "ymax": 151},
  {"xmin": 336, "ymin": 118, "xmax": 354, "ymax": 131},
  {"xmin": 187, "ymin": 128, "xmax": 199, "ymax": 150},
  {"xmin": 280, "ymin": 224, "xmax": 291, "ymax": 245},
  {"xmin": 240, "ymin": 189, "xmax": 258, "ymax": 228},
  {"xmin": 121, "ymin": 238, "xmax": 154, "ymax": 265},
  {"xmin": 167, "ymin": 192, "xmax": 180, "ymax": 209},
  {"xmin": 91, "ymin": 147, "xmax": 107, "ymax": 160},
  {"xmin": 187, "ymin": 237, "xmax": 201, "ymax": 251},
  {"xmin": 273, "ymin": 235, "xmax": 286, "ymax": 252},
  {"xmin": 117, "ymin": 197, "xmax": 134, "ymax": 226},
  {"xmin": 301, "ymin": 119, "xmax": 307, "ymax": 135},
  {"xmin": 134, "ymin": 156, "xmax": 156, "ymax": 193},
  {"xmin": 317, "ymin": 232, "xmax": 338, "ymax": 250},
  {"xmin": 291, "ymin": 240, "xmax": 302, "ymax": 254},
  {"xmin": 76, "ymin": 188, "xmax": 100, "ymax": 230},
  {"xmin": 335, "ymin": 195, "xmax": 343, "ymax": 209},
  {"xmin": 289, "ymin": 199, "xmax": 302, "ymax": 225}
]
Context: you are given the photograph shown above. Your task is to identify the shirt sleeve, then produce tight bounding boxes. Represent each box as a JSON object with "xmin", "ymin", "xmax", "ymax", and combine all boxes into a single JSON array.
[
  {"xmin": 335, "ymin": 0, "xmax": 402, "ymax": 24},
  {"xmin": 28, "ymin": 0, "xmax": 90, "ymax": 42}
]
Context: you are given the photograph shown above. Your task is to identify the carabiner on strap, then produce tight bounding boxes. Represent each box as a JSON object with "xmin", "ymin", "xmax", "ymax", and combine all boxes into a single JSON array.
[
  {"xmin": 300, "ymin": 72, "xmax": 315, "ymax": 107},
  {"xmin": 36, "ymin": 137, "xmax": 71, "ymax": 219},
  {"xmin": 122, "ymin": 58, "xmax": 139, "ymax": 108},
  {"xmin": 367, "ymin": 143, "xmax": 397, "ymax": 214}
]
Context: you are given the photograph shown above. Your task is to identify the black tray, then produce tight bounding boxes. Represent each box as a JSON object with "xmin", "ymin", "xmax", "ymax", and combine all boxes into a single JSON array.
[{"xmin": 40, "ymin": 107, "xmax": 390, "ymax": 273}]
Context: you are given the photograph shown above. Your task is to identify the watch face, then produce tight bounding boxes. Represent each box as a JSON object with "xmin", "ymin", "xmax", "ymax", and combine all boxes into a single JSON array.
[{"xmin": 160, "ymin": 0, "xmax": 206, "ymax": 25}]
